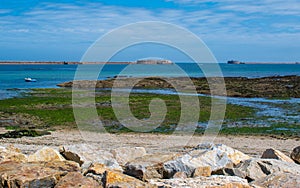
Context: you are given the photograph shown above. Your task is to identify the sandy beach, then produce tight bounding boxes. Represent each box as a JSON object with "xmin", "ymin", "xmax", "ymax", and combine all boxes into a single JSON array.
[{"xmin": 0, "ymin": 129, "xmax": 298, "ymax": 157}]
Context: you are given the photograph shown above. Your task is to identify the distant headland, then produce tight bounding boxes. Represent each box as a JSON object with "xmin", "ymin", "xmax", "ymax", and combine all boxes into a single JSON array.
[
  {"xmin": 227, "ymin": 60, "xmax": 300, "ymax": 64},
  {"xmin": 0, "ymin": 59, "xmax": 173, "ymax": 65}
]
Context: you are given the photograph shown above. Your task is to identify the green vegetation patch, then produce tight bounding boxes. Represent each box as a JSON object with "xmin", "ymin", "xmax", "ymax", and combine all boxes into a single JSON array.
[{"xmin": 0, "ymin": 88, "xmax": 256, "ymax": 134}]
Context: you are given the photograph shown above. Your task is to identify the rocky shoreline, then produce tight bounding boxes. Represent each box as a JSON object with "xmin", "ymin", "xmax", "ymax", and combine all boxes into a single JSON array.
[
  {"xmin": 57, "ymin": 75, "xmax": 300, "ymax": 98},
  {"xmin": 0, "ymin": 141, "xmax": 299, "ymax": 187}
]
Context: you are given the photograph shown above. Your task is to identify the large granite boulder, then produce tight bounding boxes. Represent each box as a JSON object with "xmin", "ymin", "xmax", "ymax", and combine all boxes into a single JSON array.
[
  {"xmin": 252, "ymin": 172, "xmax": 300, "ymax": 188},
  {"xmin": 55, "ymin": 172, "xmax": 100, "ymax": 188},
  {"xmin": 28, "ymin": 147, "xmax": 65, "ymax": 162},
  {"xmin": 291, "ymin": 146, "xmax": 300, "ymax": 164},
  {"xmin": 0, "ymin": 160, "xmax": 80, "ymax": 188},
  {"xmin": 59, "ymin": 146, "xmax": 84, "ymax": 166},
  {"xmin": 261, "ymin": 148, "xmax": 294, "ymax": 163},
  {"xmin": 149, "ymin": 175, "xmax": 252, "ymax": 188},
  {"xmin": 0, "ymin": 145, "xmax": 27, "ymax": 163},
  {"xmin": 59, "ymin": 144, "xmax": 122, "ymax": 170},
  {"xmin": 231, "ymin": 158, "xmax": 300, "ymax": 182},
  {"xmin": 110, "ymin": 147, "xmax": 147, "ymax": 166},
  {"xmin": 85, "ymin": 162, "xmax": 154, "ymax": 188},
  {"xmin": 124, "ymin": 153, "xmax": 179, "ymax": 181},
  {"xmin": 163, "ymin": 143, "xmax": 250, "ymax": 178}
]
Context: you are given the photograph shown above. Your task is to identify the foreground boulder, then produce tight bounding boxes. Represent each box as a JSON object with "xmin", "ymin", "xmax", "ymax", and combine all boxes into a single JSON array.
[
  {"xmin": 291, "ymin": 146, "xmax": 300, "ymax": 164},
  {"xmin": 28, "ymin": 147, "xmax": 65, "ymax": 162},
  {"xmin": 230, "ymin": 158, "xmax": 300, "ymax": 182},
  {"xmin": 261, "ymin": 148, "xmax": 294, "ymax": 163},
  {"xmin": 0, "ymin": 160, "xmax": 80, "ymax": 188},
  {"xmin": 163, "ymin": 143, "xmax": 250, "ymax": 178},
  {"xmin": 0, "ymin": 145, "xmax": 27, "ymax": 163},
  {"xmin": 149, "ymin": 175, "xmax": 252, "ymax": 188},
  {"xmin": 59, "ymin": 144, "xmax": 122, "ymax": 170},
  {"xmin": 85, "ymin": 163, "xmax": 154, "ymax": 188},
  {"xmin": 55, "ymin": 172, "xmax": 100, "ymax": 188},
  {"xmin": 252, "ymin": 172, "xmax": 300, "ymax": 187},
  {"xmin": 111, "ymin": 147, "xmax": 147, "ymax": 166},
  {"xmin": 124, "ymin": 153, "xmax": 179, "ymax": 181},
  {"xmin": 59, "ymin": 146, "xmax": 84, "ymax": 166}
]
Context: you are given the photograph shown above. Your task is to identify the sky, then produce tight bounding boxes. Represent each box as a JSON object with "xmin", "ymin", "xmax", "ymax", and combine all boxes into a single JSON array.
[{"xmin": 0, "ymin": 0, "xmax": 300, "ymax": 62}]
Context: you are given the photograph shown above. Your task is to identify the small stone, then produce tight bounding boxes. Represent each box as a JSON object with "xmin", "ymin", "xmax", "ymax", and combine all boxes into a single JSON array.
[
  {"xmin": 28, "ymin": 147, "xmax": 65, "ymax": 162},
  {"xmin": 291, "ymin": 146, "xmax": 300, "ymax": 164},
  {"xmin": 261, "ymin": 148, "xmax": 294, "ymax": 163},
  {"xmin": 192, "ymin": 166, "xmax": 211, "ymax": 177},
  {"xmin": 172, "ymin": 172, "xmax": 188, "ymax": 179}
]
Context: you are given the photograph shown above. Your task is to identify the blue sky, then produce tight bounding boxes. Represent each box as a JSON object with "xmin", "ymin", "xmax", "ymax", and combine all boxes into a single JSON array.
[{"xmin": 0, "ymin": 0, "xmax": 300, "ymax": 62}]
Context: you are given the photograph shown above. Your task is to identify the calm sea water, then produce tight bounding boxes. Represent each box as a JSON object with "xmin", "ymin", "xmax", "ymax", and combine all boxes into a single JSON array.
[{"xmin": 0, "ymin": 63, "xmax": 299, "ymax": 99}]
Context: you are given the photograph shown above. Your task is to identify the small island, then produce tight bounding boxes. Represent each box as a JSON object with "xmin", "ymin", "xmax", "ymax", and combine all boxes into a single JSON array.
[{"xmin": 136, "ymin": 59, "xmax": 173, "ymax": 64}]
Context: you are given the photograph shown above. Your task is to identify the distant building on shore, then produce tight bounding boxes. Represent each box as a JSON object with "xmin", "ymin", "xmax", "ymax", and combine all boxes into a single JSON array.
[{"xmin": 136, "ymin": 59, "xmax": 173, "ymax": 64}]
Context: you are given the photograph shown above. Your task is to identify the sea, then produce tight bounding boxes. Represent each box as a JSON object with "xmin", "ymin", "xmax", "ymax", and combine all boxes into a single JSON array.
[{"xmin": 1, "ymin": 63, "xmax": 300, "ymax": 93}]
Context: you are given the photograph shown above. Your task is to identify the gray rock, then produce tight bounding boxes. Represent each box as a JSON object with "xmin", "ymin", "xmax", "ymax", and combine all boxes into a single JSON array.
[
  {"xmin": 163, "ymin": 143, "xmax": 250, "ymax": 178},
  {"xmin": 291, "ymin": 146, "xmax": 300, "ymax": 164},
  {"xmin": 124, "ymin": 153, "xmax": 179, "ymax": 181},
  {"xmin": 252, "ymin": 172, "xmax": 300, "ymax": 188},
  {"xmin": 261, "ymin": 148, "xmax": 294, "ymax": 163},
  {"xmin": 60, "ymin": 144, "xmax": 122, "ymax": 170},
  {"xmin": 84, "ymin": 163, "xmax": 154, "ymax": 188},
  {"xmin": 232, "ymin": 158, "xmax": 300, "ymax": 182}
]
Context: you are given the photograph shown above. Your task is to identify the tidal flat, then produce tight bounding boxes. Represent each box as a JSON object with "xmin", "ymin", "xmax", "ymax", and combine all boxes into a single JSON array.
[{"xmin": 0, "ymin": 88, "xmax": 298, "ymax": 138}]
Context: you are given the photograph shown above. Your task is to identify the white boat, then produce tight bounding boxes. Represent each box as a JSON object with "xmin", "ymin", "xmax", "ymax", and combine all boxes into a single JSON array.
[{"xmin": 25, "ymin": 78, "xmax": 37, "ymax": 82}]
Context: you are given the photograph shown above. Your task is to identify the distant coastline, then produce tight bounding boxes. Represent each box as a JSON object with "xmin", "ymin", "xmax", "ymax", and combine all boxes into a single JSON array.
[
  {"xmin": 227, "ymin": 60, "xmax": 299, "ymax": 64},
  {"xmin": 0, "ymin": 61, "xmax": 131, "ymax": 65},
  {"xmin": 0, "ymin": 59, "xmax": 173, "ymax": 65},
  {"xmin": 0, "ymin": 61, "xmax": 298, "ymax": 65}
]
